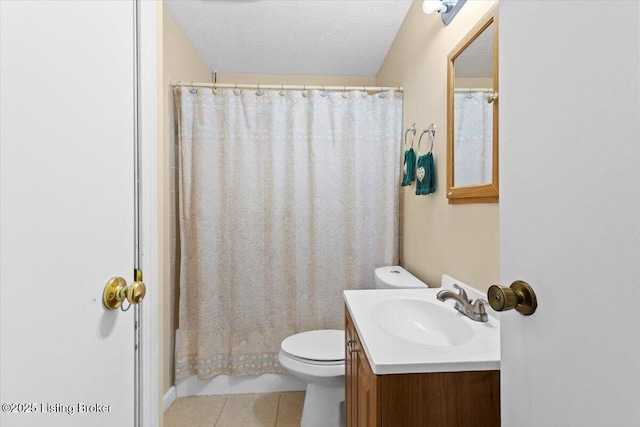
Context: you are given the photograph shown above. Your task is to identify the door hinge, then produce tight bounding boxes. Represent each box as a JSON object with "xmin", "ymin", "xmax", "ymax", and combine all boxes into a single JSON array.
[{"xmin": 134, "ymin": 268, "xmax": 143, "ymax": 282}]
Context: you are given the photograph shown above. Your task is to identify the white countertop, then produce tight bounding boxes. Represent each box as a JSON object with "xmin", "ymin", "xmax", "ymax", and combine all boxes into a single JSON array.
[{"xmin": 343, "ymin": 277, "xmax": 500, "ymax": 375}]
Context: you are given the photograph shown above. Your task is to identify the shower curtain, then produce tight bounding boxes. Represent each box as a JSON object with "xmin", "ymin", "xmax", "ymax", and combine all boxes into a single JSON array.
[
  {"xmin": 453, "ymin": 91, "xmax": 493, "ymax": 186},
  {"xmin": 175, "ymin": 87, "xmax": 402, "ymax": 379}
]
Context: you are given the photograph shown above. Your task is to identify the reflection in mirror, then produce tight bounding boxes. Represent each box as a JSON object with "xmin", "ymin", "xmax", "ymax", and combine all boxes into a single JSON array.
[
  {"xmin": 454, "ymin": 23, "xmax": 493, "ymax": 187},
  {"xmin": 447, "ymin": 9, "xmax": 498, "ymax": 204}
]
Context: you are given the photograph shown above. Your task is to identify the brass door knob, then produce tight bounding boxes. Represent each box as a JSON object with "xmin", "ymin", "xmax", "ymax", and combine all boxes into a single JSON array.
[
  {"xmin": 103, "ymin": 276, "xmax": 147, "ymax": 310},
  {"xmin": 126, "ymin": 281, "xmax": 146, "ymax": 304},
  {"xmin": 487, "ymin": 280, "xmax": 537, "ymax": 316}
]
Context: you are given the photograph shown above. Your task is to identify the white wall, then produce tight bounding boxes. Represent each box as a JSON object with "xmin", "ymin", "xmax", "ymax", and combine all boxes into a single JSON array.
[{"xmin": 500, "ymin": 1, "xmax": 640, "ymax": 425}]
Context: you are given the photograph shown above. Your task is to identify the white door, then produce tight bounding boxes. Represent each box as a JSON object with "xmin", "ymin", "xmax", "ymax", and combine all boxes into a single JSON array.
[
  {"xmin": 500, "ymin": 2, "xmax": 640, "ymax": 426},
  {"xmin": 1, "ymin": 1, "xmax": 139, "ymax": 426}
]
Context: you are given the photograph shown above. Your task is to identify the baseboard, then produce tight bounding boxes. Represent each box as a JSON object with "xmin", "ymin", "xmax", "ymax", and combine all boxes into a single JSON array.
[
  {"xmin": 175, "ymin": 373, "xmax": 306, "ymax": 397},
  {"xmin": 163, "ymin": 385, "xmax": 177, "ymax": 412}
]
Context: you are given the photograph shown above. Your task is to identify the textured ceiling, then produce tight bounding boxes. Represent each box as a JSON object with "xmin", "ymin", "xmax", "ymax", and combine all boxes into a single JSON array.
[{"xmin": 163, "ymin": 0, "xmax": 413, "ymax": 76}]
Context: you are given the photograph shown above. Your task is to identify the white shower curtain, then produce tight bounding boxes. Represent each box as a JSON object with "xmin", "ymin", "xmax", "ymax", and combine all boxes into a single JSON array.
[
  {"xmin": 453, "ymin": 92, "xmax": 493, "ymax": 186},
  {"xmin": 175, "ymin": 87, "xmax": 402, "ymax": 379}
]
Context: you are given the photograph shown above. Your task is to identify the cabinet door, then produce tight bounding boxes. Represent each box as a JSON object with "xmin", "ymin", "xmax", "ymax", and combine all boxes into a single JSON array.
[
  {"xmin": 345, "ymin": 310, "xmax": 358, "ymax": 427},
  {"xmin": 355, "ymin": 345, "xmax": 379, "ymax": 427},
  {"xmin": 346, "ymin": 307, "xmax": 380, "ymax": 427}
]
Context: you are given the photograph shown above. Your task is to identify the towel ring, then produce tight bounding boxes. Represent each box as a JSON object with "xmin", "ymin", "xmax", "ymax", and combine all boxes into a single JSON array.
[
  {"xmin": 404, "ymin": 124, "xmax": 417, "ymax": 150},
  {"xmin": 418, "ymin": 124, "xmax": 436, "ymax": 155},
  {"xmin": 426, "ymin": 123, "xmax": 436, "ymax": 153},
  {"xmin": 418, "ymin": 130, "xmax": 428, "ymax": 155}
]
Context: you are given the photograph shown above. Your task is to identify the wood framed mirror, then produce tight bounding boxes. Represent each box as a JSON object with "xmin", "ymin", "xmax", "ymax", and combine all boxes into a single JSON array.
[{"xmin": 447, "ymin": 8, "xmax": 498, "ymax": 204}]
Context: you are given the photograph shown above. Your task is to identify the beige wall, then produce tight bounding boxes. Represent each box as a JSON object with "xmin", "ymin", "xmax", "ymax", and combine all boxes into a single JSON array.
[
  {"xmin": 376, "ymin": 0, "xmax": 499, "ymax": 292},
  {"xmin": 160, "ymin": 6, "xmax": 213, "ymax": 398}
]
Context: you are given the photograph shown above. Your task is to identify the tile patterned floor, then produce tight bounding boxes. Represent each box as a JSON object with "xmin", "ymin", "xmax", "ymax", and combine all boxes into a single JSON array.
[{"xmin": 164, "ymin": 391, "xmax": 305, "ymax": 427}]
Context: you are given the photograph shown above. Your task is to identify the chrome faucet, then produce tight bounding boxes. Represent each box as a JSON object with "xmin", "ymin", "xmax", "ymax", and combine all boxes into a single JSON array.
[{"xmin": 437, "ymin": 284, "xmax": 488, "ymax": 322}]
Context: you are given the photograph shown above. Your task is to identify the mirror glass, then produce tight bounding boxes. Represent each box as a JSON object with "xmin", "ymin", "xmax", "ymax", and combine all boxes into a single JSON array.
[{"xmin": 447, "ymin": 11, "xmax": 498, "ymax": 204}]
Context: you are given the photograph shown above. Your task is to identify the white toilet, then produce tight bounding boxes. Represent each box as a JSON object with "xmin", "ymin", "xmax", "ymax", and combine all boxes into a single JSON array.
[
  {"xmin": 278, "ymin": 266, "xmax": 427, "ymax": 427},
  {"xmin": 373, "ymin": 265, "xmax": 429, "ymax": 290}
]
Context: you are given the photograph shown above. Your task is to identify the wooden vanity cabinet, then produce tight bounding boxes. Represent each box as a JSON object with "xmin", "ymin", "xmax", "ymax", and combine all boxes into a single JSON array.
[{"xmin": 345, "ymin": 308, "xmax": 500, "ymax": 427}]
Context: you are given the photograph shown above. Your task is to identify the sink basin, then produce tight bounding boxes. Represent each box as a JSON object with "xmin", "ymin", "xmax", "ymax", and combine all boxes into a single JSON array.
[
  {"xmin": 344, "ymin": 284, "xmax": 500, "ymax": 375},
  {"xmin": 371, "ymin": 298, "xmax": 474, "ymax": 347}
]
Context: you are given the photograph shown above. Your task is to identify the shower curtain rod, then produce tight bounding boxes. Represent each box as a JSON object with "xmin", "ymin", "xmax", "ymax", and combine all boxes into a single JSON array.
[
  {"xmin": 170, "ymin": 81, "xmax": 403, "ymax": 92},
  {"xmin": 454, "ymin": 87, "xmax": 493, "ymax": 92}
]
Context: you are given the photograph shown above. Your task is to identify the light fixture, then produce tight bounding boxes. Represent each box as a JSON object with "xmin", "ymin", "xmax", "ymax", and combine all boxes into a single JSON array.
[
  {"xmin": 422, "ymin": 0, "xmax": 467, "ymax": 25},
  {"xmin": 422, "ymin": 1, "xmax": 452, "ymax": 15}
]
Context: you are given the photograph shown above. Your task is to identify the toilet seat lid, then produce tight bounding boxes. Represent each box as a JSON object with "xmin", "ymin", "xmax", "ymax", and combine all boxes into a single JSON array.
[{"xmin": 281, "ymin": 330, "xmax": 345, "ymax": 362}]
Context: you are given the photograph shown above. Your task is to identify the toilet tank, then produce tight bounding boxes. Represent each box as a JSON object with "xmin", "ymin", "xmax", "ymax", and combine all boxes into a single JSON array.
[{"xmin": 374, "ymin": 266, "xmax": 428, "ymax": 289}]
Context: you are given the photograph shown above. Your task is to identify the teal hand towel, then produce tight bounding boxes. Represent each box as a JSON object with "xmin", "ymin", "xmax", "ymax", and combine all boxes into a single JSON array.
[
  {"xmin": 401, "ymin": 148, "xmax": 416, "ymax": 186},
  {"xmin": 415, "ymin": 152, "xmax": 436, "ymax": 195}
]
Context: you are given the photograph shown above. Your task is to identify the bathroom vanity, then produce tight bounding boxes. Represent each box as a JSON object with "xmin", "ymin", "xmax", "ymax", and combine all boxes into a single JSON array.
[{"xmin": 344, "ymin": 285, "xmax": 501, "ymax": 427}]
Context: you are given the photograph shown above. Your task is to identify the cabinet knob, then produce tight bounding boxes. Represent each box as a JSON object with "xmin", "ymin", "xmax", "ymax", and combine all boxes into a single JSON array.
[
  {"xmin": 487, "ymin": 280, "xmax": 537, "ymax": 316},
  {"xmin": 347, "ymin": 339, "xmax": 357, "ymax": 354}
]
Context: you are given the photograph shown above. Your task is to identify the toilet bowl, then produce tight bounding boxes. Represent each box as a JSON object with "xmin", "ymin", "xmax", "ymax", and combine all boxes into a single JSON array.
[
  {"xmin": 279, "ymin": 330, "xmax": 345, "ymax": 427},
  {"xmin": 279, "ymin": 266, "xmax": 427, "ymax": 426}
]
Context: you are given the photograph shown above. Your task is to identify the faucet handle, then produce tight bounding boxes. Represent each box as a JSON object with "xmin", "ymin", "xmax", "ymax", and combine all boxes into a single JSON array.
[
  {"xmin": 472, "ymin": 299, "xmax": 488, "ymax": 314},
  {"xmin": 453, "ymin": 284, "xmax": 470, "ymax": 303},
  {"xmin": 471, "ymin": 299, "xmax": 489, "ymax": 322}
]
